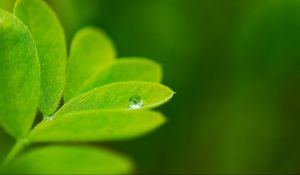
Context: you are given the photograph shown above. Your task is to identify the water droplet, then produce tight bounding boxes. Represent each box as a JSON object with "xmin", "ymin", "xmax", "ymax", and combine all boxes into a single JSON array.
[{"xmin": 129, "ymin": 95, "xmax": 143, "ymax": 109}]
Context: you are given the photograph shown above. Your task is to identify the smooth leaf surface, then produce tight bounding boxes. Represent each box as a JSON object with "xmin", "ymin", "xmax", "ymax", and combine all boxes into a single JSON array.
[
  {"xmin": 0, "ymin": 0, "xmax": 15, "ymax": 11},
  {"xmin": 64, "ymin": 27, "xmax": 116, "ymax": 102},
  {"xmin": 0, "ymin": 9, "xmax": 40, "ymax": 138},
  {"xmin": 14, "ymin": 0, "xmax": 67, "ymax": 116},
  {"xmin": 79, "ymin": 58, "xmax": 162, "ymax": 95},
  {"xmin": 3, "ymin": 145, "xmax": 133, "ymax": 174},
  {"xmin": 56, "ymin": 81, "xmax": 174, "ymax": 116},
  {"xmin": 30, "ymin": 110, "xmax": 165, "ymax": 142}
]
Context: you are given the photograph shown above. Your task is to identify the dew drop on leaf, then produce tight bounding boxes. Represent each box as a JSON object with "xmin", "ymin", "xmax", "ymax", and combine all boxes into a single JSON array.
[{"xmin": 128, "ymin": 95, "xmax": 143, "ymax": 109}]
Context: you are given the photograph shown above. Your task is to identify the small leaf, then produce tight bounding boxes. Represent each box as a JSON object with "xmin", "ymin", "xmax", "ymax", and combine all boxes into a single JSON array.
[
  {"xmin": 29, "ymin": 110, "xmax": 165, "ymax": 142},
  {"xmin": 79, "ymin": 57, "xmax": 162, "ymax": 95},
  {"xmin": 14, "ymin": 0, "xmax": 67, "ymax": 116},
  {"xmin": 64, "ymin": 27, "xmax": 116, "ymax": 102},
  {"xmin": 3, "ymin": 145, "xmax": 133, "ymax": 174},
  {"xmin": 56, "ymin": 81, "xmax": 174, "ymax": 116},
  {"xmin": 0, "ymin": 9, "xmax": 40, "ymax": 138}
]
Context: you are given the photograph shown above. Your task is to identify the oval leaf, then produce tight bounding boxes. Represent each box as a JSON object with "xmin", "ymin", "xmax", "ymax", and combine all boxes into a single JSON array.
[
  {"xmin": 79, "ymin": 58, "xmax": 162, "ymax": 95},
  {"xmin": 3, "ymin": 145, "xmax": 133, "ymax": 174},
  {"xmin": 56, "ymin": 81, "xmax": 174, "ymax": 116},
  {"xmin": 14, "ymin": 0, "xmax": 67, "ymax": 116},
  {"xmin": 64, "ymin": 27, "xmax": 116, "ymax": 102},
  {"xmin": 0, "ymin": 9, "xmax": 40, "ymax": 138},
  {"xmin": 30, "ymin": 110, "xmax": 165, "ymax": 142}
]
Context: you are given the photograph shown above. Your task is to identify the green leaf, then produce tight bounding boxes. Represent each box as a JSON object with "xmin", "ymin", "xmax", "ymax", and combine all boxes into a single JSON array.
[
  {"xmin": 29, "ymin": 110, "xmax": 165, "ymax": 142},
  {"xmin": 64, "ymin": 27, "xmax": 116, "ymax": 102},
  {"xmin": 0, "ymin": 0, "xmax": 15, "ymax": 11},
  {"xmin": 14, "ymin": 0, "xmax": 67, "ymax": 116},
  {"xmin": 0, "ymin": 9, "xmax": 40, "ymax": 138},
  {"xmin": 56, "ymin": 81, "xmax": 174, "ymax": 116},
  {"xmin": 79, "ymin": 57, "xmax": 162, "ymax": 95},
  {"xmin": 3, "ymin": 145, "xmax": 133, "ymax": 174}
]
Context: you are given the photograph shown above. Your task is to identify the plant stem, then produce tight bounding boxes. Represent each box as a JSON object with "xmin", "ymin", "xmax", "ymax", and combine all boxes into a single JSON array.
[
  {"xmin": 1, "ymin": 118, "xmax": 48, "ymax": 167},
  {"xmin": 2, "ymin": 139, "xmax": 28, "ymax": 166},
  {"xmin": 1, "ymin": 118, "xmax": 47, "ymax": 167}
]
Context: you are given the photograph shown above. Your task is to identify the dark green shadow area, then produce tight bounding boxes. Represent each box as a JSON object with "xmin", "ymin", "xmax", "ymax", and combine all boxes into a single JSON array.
[{"xmin": 1, "ymin": 0, "xmax": 300, "ymax": 173}]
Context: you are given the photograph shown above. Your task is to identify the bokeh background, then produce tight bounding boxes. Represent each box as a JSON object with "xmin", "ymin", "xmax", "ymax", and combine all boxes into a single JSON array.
[{"xmin": 1, "ymin": 0, "xmax": 300, "ymax": 173}]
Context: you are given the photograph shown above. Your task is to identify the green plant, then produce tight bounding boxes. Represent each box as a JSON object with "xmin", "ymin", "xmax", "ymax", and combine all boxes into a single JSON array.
[{"xmin": 0, "ymin": 0, "xmax": 174, "ymax": 173}]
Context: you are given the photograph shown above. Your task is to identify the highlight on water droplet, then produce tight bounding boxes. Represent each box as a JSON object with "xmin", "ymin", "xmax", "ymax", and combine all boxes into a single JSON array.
[{"xmin": 128, "ymin": 95, "xmax": 143, "ymax": 109}]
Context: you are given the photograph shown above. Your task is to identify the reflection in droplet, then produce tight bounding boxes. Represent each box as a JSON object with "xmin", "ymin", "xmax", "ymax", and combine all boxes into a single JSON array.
[{"xmin": 129, "ymin": 95, "xmax": 143, "ymax": 109}]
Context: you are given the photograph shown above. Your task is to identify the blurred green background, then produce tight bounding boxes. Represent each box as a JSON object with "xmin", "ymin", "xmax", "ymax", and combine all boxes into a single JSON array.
[{"xmin": 1, "ymin": 0, "xmax": 300, "ymax": 173}]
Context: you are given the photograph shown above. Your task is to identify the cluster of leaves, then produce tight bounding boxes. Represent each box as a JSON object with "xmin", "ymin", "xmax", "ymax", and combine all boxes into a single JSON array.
[{"xmin": 0, "ymin": 0, "xmax": 173, "ymax": 173}]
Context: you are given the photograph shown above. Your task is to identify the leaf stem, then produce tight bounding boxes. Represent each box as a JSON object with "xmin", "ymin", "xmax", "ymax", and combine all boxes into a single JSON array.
[
  {"xmin": 1, "ymin": 118, "xmax": 47, "ymax": 167},
  {"xmin": 2, "ymin": 139, "xmax": 29, "ymax": 166}
]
